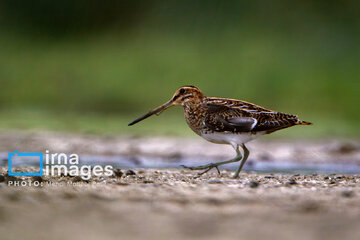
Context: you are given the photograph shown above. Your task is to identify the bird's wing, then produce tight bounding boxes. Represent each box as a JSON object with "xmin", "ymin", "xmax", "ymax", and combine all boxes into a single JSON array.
[
  {"xmin": 203, "ymin": 103, "xmax": 257, "ymax": 132},
  {"xmin": 203, "ymin": 102, "xmax": 299, "ymax": 133},
  {"xmin": 205, "ymin": 97, "xmax": 275, "ymax": 114}
]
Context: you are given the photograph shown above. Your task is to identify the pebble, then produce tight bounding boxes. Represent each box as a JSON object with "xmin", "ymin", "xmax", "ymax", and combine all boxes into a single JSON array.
[
  {"xmin": 7, "ymin": 192, "xmax": 21, "ymax": 202},
  {"xmin": 62, "ymin": 192, "xmax": 77, "ymax": 199},
  {"xmin": 143, "ymin": 179, "xmax": 154, "ymax": 184},
  {"xmin": 337, "ymin": 144, "xmax": 357, "ymax": 154},
  {"xmin": 249, "ymin": 181, "xmax": 259, "ymax": 188},
  {"xmin": 116, "ymin": 182, "xmax": 129, "ymax": 186},
  {"xmin": 72, "ymin": 176, "xmax": 89, "ymax": 183},
  {"xmin": 125, "ymin": 170, "xmax": 136, "ymax": 176},
  {"xmin": 287, "ymin": 178, "xmax": 297, "ymax": 185},
  {"xmin": 207, "ymin": 179, "xmax": 223, "ymax": 184},
  {"xmin": 32, "ymin": 176, "xmax": 43, "ymax": 183},
  {"xmin": 264, "ymin": 176, "xmax": 274, "ymax": 179},
  {"xmin": 87, "ymin": 192, "xmax": 113, "ymax": 201},
  {"xmin": 114, "ymin": 169, "xmax": 124, "ymax": 178},
  {"xmin": 5, "ymin": 175, "xmax": 18, "ymax": 183},
  {"xmin": 301, "ymin": 201, "xmax": 320, "ymax": 212},
  {"xmin": 341, "ymin": 190, "xmax": 354, "ymax": 198}
]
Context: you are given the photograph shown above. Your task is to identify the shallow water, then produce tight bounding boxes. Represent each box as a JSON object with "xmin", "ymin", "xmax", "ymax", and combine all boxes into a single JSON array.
[{"xmin": 2, "ymin": 152, "xmax": 360, "ymax": 175}]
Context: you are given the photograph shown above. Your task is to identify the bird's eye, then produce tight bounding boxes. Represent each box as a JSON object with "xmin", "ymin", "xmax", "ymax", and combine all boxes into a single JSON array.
[{"xmin": 179, "ymin": 88, "xmax": 185, "ymax": 94}]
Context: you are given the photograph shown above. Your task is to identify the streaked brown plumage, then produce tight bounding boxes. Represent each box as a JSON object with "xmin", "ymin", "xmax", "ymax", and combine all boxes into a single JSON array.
[{"xmin": 129, "ymin": 85, "xmax": 312, "ymax": 178}]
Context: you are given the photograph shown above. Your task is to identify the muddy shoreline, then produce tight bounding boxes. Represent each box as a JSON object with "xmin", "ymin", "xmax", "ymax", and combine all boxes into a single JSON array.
[
  {"xmin": 1, "ymin": 167, "xmax": 360, "ymax": 240},
  {"xmin": 1, "ymin": 130, "xmax": 360, "ymax": 165},
  {"xmin": 1, "ymin": 131, "xmax": 360, "ymax": 239}
]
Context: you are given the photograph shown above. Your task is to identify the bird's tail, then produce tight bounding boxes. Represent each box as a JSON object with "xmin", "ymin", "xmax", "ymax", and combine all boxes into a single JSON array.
[{"xmin": 296, "ymin": 120, "xmax": 313, "ymax": 125}]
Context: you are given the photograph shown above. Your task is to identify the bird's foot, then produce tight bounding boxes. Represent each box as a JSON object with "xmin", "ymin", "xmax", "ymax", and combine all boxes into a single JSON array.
[
  {"xmin": 181, "ymin": 163, "xmax": 221, "ymax": 177},
  {"xmin": 232, "ymin": 172, "xmax": 240, "ymax": 179}
]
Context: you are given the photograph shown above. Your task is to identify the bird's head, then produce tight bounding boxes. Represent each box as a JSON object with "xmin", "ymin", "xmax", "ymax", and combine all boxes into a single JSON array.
[
  {"xmin": 171, "ymin": 85, "xmax": 205, "ymax": 105},
  {"xmin": 128, "ymin": 85, "xmax": 204, "ymax": 126}
]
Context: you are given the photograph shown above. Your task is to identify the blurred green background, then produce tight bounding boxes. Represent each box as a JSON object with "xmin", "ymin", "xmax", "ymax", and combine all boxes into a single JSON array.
[{"xmin": 0, "ymin": 1, "xmax": 359, "ymax": 137}]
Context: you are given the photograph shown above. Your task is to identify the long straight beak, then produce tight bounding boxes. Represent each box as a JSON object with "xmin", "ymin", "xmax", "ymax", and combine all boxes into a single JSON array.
[{"xmin": 128, "ymin": 100, "xmax": 174, "ymax": 126}]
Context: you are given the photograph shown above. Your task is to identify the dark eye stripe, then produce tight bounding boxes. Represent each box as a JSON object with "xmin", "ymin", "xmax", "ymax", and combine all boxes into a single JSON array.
[{"xmin": 181, "ymin": 94, "xmax": 193, "ymax": 100}]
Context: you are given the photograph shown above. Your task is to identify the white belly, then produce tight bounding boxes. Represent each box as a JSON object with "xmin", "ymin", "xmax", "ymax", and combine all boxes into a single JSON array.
[{"xmin": 201, "ymin": 131, "xmax": 265, "ymax": 145}]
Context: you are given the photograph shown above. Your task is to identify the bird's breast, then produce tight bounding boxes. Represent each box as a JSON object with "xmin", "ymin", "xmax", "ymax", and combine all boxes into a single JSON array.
[{"xmin": 183, "ymin": 104, "xmax": 206, "ymax": 135}]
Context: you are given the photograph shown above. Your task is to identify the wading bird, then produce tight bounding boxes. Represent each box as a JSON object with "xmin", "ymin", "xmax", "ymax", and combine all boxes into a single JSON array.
[{"xmin": 128, "ymin": 86, "xmax": 311, "ymax": 178}]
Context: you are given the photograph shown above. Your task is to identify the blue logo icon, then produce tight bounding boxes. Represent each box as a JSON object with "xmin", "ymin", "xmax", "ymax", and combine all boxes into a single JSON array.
[{"xmin": 8, "ymin": 150, "xmax": 43, "ymax": 176}]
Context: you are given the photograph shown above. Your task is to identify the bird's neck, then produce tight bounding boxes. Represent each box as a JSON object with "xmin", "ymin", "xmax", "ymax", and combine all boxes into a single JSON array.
[
  {"xmin": 182, "ymin": 100, "xmax": 206, "ymax": 135},
  {"xmin": 182, "ymin": 99, "xmax": 202, "ymax": 112}
]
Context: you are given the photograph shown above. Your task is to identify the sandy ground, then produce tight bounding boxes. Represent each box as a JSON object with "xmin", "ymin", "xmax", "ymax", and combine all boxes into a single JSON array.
[
  {"xmin": 0, "ymin": 131, "xmax": 360, "ymax": 240},
  {"xmin": 1, "ymin": 167, "xmax": 360, "ymax": 240}
]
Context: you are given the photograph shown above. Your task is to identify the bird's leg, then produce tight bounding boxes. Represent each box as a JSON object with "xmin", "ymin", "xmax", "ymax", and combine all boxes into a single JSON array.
[
  {"xmin": 182, "ymin": 144, "xmax": 242, "ymax": 177},
  {"xmin": 233, "ymin": 144, "xmax": 250, "ymax": 178}
]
